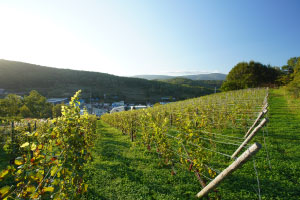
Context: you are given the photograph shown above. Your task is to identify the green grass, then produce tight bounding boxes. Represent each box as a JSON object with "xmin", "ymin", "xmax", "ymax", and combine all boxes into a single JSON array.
[
  {"xmin": 83, "ymin": 121, "xmax": 202, "ymax": 200},
  {"xmin": 0, "ymin": 88, "xmax": 299, "ymax": 199},
  {"xmin": 84, "ymin": 88, "xmax": 300, "ymax": 199},
  {"xmin": 215, "ymin": 88, "xmax": 300, "ymax": 199}
]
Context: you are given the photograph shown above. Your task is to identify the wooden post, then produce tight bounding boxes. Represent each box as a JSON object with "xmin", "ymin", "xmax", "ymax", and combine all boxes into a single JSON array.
[
  {"xmin": 28, "ymin": 122, "xmax": 34, "ymax": 158},
  {"xmin": 195, "ymin": 170, "xmax": 207, "ymax": 188},
  {"xmin": 195, "ymin": 108, "xmax": 199, "ymax": 128},
  {"xmin": 130, "ymin": 120, "xmax": 134, "ymax": 142},
  {"xmin": 232, "ymin": 118, "xmax": 267, "ymax": 159},
  {"xmin": 244, "ymin": 108, "xmax": 268, "ymax": 138},
  {"xmin": 10, "ymin": 121, "xmax": 15, "ymax": 164},
  {"xmin": 27, "ymin": 122, "xmax": 31, "ymax": 132},
  {"xmin": 182, "ymin": 144, "xmax": 207, "ymax": 188},
  {"xmin": 10, "ymin": 121, "xmax": 14, "ymax": 143},
  {"xmin": 130, "ymin": 129, "xmax": 134, "ymax": 142},
  {"xmin": 196, "ymin": 143, "xmax": 262, "ymax": 198}
]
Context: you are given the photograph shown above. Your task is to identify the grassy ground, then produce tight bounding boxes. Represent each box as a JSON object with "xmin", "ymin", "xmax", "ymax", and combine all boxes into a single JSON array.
[
  {"xmin": 84, "ymin": 88, "xmax": 300, "ymax": 199},
  {"xmin": 83, "ymin": 121, "xmax": 201, "ymax": 200},
  {"xmin": 0, "ymin": 88, "xmax": 299, "ymax": 199}
]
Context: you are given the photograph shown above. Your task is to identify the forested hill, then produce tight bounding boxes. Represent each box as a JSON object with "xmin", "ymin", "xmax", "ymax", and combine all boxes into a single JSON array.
[
  {"xmin": 0, "ymin": 59, "xmax": 216, "ymax": 103},
  {"xmin": 158, "ymin": 77, "xmax": 223, "ymax": 90}
]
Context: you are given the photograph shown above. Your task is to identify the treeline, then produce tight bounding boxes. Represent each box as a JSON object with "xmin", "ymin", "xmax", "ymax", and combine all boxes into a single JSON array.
[
  {"xmin": 158, "ymin": 78, "xmax": 223, "ymax": 90},
  {"xmin": 284, "ymin": 57, "xmax": 300, "ymax": 98},
  {"xmin": 0, "ymin": 90, "xmax": 62, "ymax": 119},
  {"xmin": 221, "ymin": 57, "xmax": 300, "ymax": 97}
]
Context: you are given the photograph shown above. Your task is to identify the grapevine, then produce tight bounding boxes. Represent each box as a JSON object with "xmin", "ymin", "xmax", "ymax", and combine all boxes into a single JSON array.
[
  {"xmin": 102, "ymin": 88, "xmax": 268, "ymax": 184},
  {"xmin": 0, "ymin": 90, "xmax": 97, "ymax": 199}
]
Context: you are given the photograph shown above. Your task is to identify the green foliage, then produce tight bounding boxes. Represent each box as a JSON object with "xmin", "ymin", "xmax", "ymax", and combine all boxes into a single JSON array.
[
  {"xmin": 19, "ymin": 105, "xmax": 32, "ymax": 118},
  {"xmin": 52, "ymin": 104, "xmax": 63, "ymax": 118},
  {"xmin": 0, "ymin": 90, "xmax": 97, "ymax": 199},
  {"xmin": 0, "ymin": 94, "xmax": 22, "ymax": 117},
  {"xmin": 101, "ymin": 88, "xmax": 268, "ymax": 195},
  {"xmin": 287, "ymin": 57, "xmax": 300, "ymax": 74},
  {"xmin": 0, "ymin": 90, "xmax": 53, "ymax": 119},
  {"xmin": 277, "ymin": 57, "xmax": 300, "ymax": 85},
  {"xmin": 23, "ymin": 90, "xmax": 52, "ymax": 118},
  {"xmin": 221, "ymin": 61, "xmax": 280, "ymax": 91},
  {"xmin": 158, "ymin": 78, "xmax": 223, "ymax": 91},
  {"xmin": 287, "ymin": 73, "xmax": 300, "ymax": 98},
  {"xmin": 283, "ymin": 57, "xmax": 300, "ymax": 98}
]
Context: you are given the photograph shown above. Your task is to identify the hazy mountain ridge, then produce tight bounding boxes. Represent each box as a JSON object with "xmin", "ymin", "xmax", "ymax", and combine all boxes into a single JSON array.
[{"xmin": 132, "ymin": 73, "xmax": 227, "ymax": 80}]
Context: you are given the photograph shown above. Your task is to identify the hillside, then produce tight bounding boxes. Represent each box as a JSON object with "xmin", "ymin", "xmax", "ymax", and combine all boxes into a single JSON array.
[
  {"xmin": 133, "ymin": 73, "xmax": 226, "ymax": 80},
  {"xmin": 158, "ymin": 77, "xmax": 223, "ymax": 90},
  {"xmin": 0, "ymin": 59, "xmax": 216, "ymax": 103}
]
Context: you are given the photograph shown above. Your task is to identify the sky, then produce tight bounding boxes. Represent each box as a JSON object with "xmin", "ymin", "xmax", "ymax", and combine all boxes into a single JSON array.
[{"xmin": 0, "ymin": 0, "xmax": 300, "ymax": 76}]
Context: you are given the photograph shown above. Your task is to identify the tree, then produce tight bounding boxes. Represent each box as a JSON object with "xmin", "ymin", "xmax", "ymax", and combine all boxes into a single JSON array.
[
  {"xmin": 0, "ymin": 90, "xmax": 54, "ymax": 118},
  {"xmin": 221, "ymin": 61, "xmax": 280, "ymax": 91},
  {"xmin": 0, "ymin": 99, "xmax": 7, "ymax": 117},
  {"xmin": 20, "ymin": 105, "xmax": 32, "ymax": 118},
  {"xmin": 286, "ymin": 57, "xmax": 300, "ymax": 98},
  {"xmin": 23, "ymin": 90, "xmax": 52, "ymax": 118},
  {"xmin": 52, "ymin": 104, "xmax": 63, "ymax": 118},
  {"xmin": 287, "ymin": 57, "xmax": 300, "ymax": 74},
  {"xmin": 287, "ymin": 73, "xmax": 300, "ymax": 98},
  {"xmin": 5, "ymin": 94, "xmax": 22, "ymax": 116},
  {"xmin": 0, "ymin": 94, "xmax": 22, "ymax": 117}
]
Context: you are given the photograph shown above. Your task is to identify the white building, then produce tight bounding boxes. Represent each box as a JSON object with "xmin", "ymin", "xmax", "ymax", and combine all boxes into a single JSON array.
[
  {"xmin": 47, "ymin": 98, "xmax": 68, "ymax": 105},
  {"xmin": 92, "ymin": 108, "xmax": 107, "ymax": 116},
  {"xmin": 112, "ymin": 101, "xmax": 125, "ymax": 108},
  {"xmin": 110, "ymin": 106, "xmax": 125, "ymax": 113},
  {"xmin": 130, "ymin": 105, "xmax": 147, "ymax": 110}
]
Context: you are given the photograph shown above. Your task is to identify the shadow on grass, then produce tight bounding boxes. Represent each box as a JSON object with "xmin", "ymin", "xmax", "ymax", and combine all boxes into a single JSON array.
[
  {"xmin": 84, "ymin": 121, "xmax": 201, "ymax": 200},
  {"xmin": 220, "ymin": 169, "xmax": 300, "ymax": 199}
]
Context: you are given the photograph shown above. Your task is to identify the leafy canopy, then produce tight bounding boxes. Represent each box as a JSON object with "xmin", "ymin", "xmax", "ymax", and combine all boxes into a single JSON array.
[{"xmin": 221, "ymin": 61, "xmax": 280, "ymax": 91}]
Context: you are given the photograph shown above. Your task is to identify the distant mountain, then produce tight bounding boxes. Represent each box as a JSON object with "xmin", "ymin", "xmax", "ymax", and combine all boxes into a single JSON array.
[
  {"xmin": 0, "ymin": 59, "xmax": 217, "ymax": 103},
  {"xmin": 182, "ymin": 73, "xmax": 226, "ymax": 80},
  {"xmin": 133, "ymin": 73, "xmax": 226, "ymax": 81},
  {"xmin": 132, "ymin": 75, "xmax": 174, "ymax": 80}
]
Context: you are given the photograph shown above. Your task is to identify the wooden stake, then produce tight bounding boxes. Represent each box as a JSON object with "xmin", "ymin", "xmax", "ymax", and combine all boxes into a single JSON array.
[
  {"xmin": 182, "ymin": 144, "xmax": 206, "ymax": 188},
  {"xmin": 196, "ymin": 142, "xmax": 262, "ymax": 198},
  {"xmin": 130, "ymin": 120, "xmax": 134, "ymax": 142},
  {"xmin": 244, "ymin": 108, "xmax": 268, "ymax": 138},
  {"xmin": 232, "ymin": 118, "xmax": 267, "ymax": 159},
  {"xmin": 195, "ymin": 170, "xmax": 207, "ymax": 189},
  {"xmin": 10, "ymin": 121, "xmax": 15, "ymax": 164},
  {"xmin": 10, "ymin": 121, "xmax": 14, "ymax": 142}
]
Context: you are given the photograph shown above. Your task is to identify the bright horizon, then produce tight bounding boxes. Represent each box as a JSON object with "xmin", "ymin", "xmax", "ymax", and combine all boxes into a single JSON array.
[{"xmin": 0, "ymin": 0, "xmax": 300, "ymax": 76}]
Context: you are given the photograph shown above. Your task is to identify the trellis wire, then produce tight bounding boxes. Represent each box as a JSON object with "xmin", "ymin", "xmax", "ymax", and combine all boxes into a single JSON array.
[
  {"xmin": 253, "ymin": 158, "xmax": 262, "ymax": 200},
  {"xmin": 262, "ymin": 127, "xmax": 272, "ymax": 169},
  {"xmin": 165, "ymin": 148, "xmax": 214, "ymax": 181},
  {"xmin": 165, "ymin": 133, "xmax": 233, "ymax": 158}
]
